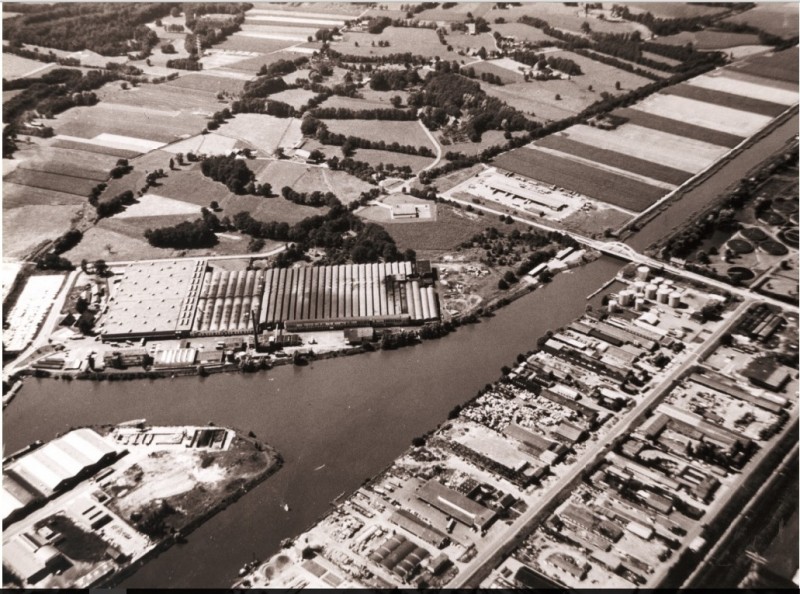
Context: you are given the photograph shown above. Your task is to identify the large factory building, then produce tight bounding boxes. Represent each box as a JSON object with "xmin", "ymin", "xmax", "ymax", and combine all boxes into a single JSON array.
[{"xmin": 101, "ymin": 259, "xmax": 439, "ymax": 341}]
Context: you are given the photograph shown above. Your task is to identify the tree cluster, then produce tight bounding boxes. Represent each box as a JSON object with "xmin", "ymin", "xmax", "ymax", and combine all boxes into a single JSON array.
[
  {"xmin": 369, "ymin": 68, "xmax": 420, "ymax": 91},
  {"xmin": 3, "ymin": 2, "xmax": 169, "ymax": 55},
  {"xmin": 96, "ymin": 190, "xmax": 135, "ymax": 219},
  {"xmin": 280, "ymin": 186, "xmax": 341, "ymax": 208},
  {"xmin": 307, "ymin": 106, "xmax": 417, "ymax": 121},
  {"xmin": 145, "ymin": 217, "xmax": 219, "ymax": 249},
  {"xmin": 200, "ymin": 155, "xmax": 255, "ymax": 194}
]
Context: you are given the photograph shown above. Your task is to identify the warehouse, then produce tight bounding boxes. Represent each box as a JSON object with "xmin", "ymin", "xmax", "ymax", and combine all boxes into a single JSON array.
[
  {"xmin": 368, "ymin": 534, "xmax": 430, "ymax": 582},
  {"xmin": 259, "ymin": 261, "xmax": 439, "ymax": 328},
  {"xmin": 417, "ymin": 479, "xmax": 496, "ymax": 531},
  {"xmin": 3, "ymin": 429, "xmax": 124, "ymax": 522},
  {"xmin": 102, "ymin": 259, "xmax": 206, "ymax": 341}
]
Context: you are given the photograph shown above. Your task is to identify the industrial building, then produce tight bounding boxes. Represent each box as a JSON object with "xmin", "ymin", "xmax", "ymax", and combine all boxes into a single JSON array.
[
  {"xmin": 101, "ymin": 259, "xmax": 440, "ymax": 341},
  {"xmin": 259, "ymin": 261, "xmax": 439, "ymax": 330},
  {"xmin": 3, "ymin": 429, "xmax": 124, "ymax": 524},
  {"xmin": 102, "ymin": 259, "xmax": 206, "ymax": 341},
  {"xmin": 486, "ymin": 176, "xmax": 568, "ymax": 211},
  {"xmin": 416, "ymin": 479, "xmax": 496, "ymax": 531}
]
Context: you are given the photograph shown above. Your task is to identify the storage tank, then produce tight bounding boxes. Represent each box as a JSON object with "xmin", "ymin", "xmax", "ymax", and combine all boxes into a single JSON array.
[
  {"xmin": 669, "ymin": 291, "xmax": 682, "ymax": 308},
  {"xmin": 645, "ymin": 284, "xmax": 658, "ymax": 300},
  {"xmin": 636, "ymin": 265, "xmax": 650, "ymax": 281},
  {"xmin": 411, "ymin": 280, "xmax": 424, "ymax": 321},
  {"xmin": 608, "ymin": 299, "xmax": 619, "ymax": 313},
  {"xmin": 426, "ymin": 286, "xmax": 439, "ymax": 320},
  {"xmin": 618, "ymin": 290, "xmax": 633, "ymax": 307},
  {"xmin": 634, "ymin": 297, "xmax": 645, "ymax": 312},
  {"xmin": 657, "ymin": 286, "xmax": 671, "ymax": 304},
  {"xmin": 633, "ymin": 281, "xmax": 646, "ymax": 294}
]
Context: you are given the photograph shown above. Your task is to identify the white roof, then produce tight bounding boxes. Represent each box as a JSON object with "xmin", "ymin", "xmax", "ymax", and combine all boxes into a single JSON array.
[{"xmin": 2, "ymin": 487, "xmax": 26, "ymax": 521}]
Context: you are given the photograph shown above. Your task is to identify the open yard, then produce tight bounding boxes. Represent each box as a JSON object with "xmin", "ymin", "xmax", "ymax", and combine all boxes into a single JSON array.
[
  {"xmin": 661, "ymin": 83, "xmax": 788, "ymax": 117},
  {"xmin": 687, "ymin": 72, "xmax": 799, "ymax": 105},
  {"xmin": 385, "ymin": 204, "xmax": 492, "ymax": 253},
  {"xmin": 321, "ymin": 119, "xmax": 434, "ymax": 150},
  {"xmin": 535, "ymin": 134, "xmax": 692, "ymax": 186},
  {"xmin": 728, "ymin": 47, "xmax": 799, "ymax": 83},
  {"xmin": 494, "ymin": 147, "xmax": 665, "ymax": 212},
  {"xmin": 632, "ymin": 93, "xmax": 773, "ymax": 137},
  {"xmin": 216, "ymin": 114, "xmax": 303, "ymax": 155},
  {"xmin": 560, "ymin": 123, "xmax": 729, "ymax": 174},
  {"xmin": 611, "ymin": 107, "xmax": 744, "ymax": 147}
]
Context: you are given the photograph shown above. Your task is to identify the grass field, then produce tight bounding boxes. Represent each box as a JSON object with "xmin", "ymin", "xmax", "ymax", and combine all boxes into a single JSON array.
[
  {"xmin": 494, "ymin": 147, "xmax": 665, "ymax": 212},
  {"xmin": 484, "ymin": 4, "xmax": 645, "ymax": 36},
  {"xmin": 492, "ymin": 22, "xmax": 558, "ymax": 44},
  {"xmin": 251, "ymin": 160, "xmax": 373, "ymax": 202},
  {"xmin": 163, "ymin": 133, "xmax": 240, "ymax": 156},
  {"xmin": 661, "ymin": 83, "xmax": 788, "ymax": 117},
  {"xmin": 626, "ymin": 3, "xmax": 729, "ymax": 19},
  {"xmin": 633, "ymin": 93, "xmax": 772, "ymax": 137},
  {"xmin": 2, "ymin": 53, "xmax": 56, "ymax": 79},
  {"xmin": 5, "ymin": 168, "xmax": 99, "ymax": 196},
  {"xmin": 2, "ymin": 182, "xmax": 87, "ymax": 209},
  {"xmin": 114, "ymin": 193, "xmax": 202, "ymax": 219},
  {"xmin": 269, "ymin": 87, "xmax": 317, "ymax": 108},
  {"xmin": 51, "ymin": 104, "xmax": 207, "ymax": 144},
  {"xmin": 216, "ymin": 114, "xmax": 303, "ymax": 154},
  {"xmin": 222, "ymin": 194, "xmax": 321, "ymax": 223},
  {"xmin": 654, "ymin": 30, "xmax": 761, "ymax": 50},
  {"xmin": 536, "ymin": 134, "xmax": 692, "ymax": 186},
  {"xmin": 96, "ymin": 82, "xmax": 221, "ymax": 113},
  {"xmin": 722, "ymin": 3, "xmax": 799, "ymax": 39},
  {"xmin": 687, "ymin": 72, "xmax": 799, "ymax": 105},
  {"xmin": 440, "ymin": 130, "xmax": 510, "ymax": 156},
  {"xmin": 415, "ymin": 2, "xmax": 492, "ymax": 22},
  {"xmin": 447, "ymin": 31, "xmax": 497, "ymax": 53},
  {"xmin": 215, "ymin": 34, "xmax": 298, "ymax": 54},
  {"xmin": 351, "ymin": 148, "xmax": 434, "ymax": 172},
  {"xmin": 729, "ymin": 47, "xmax": 799, "ymax": 83},
  {"xmin": 11, "ymin": 145, "xmax": 118, "ymax": 180},
  {"xmin": 50, "ymin": 138, "xmax": 141, "ymax": 159},
  {"xmin": 611, "ymin": 107, "xmax": 744, "ymax": 147},
  {"xmin": 165, "ymin": 73, "xmax": 248, "ymax": 94},
  {"xmin": 3, "ymin": 204, "xmax": 83, "ymax": 259},
  {"xmin": 386, "ymin": 204, "xmax": 492, "ymax": 252},
  {"xmin": 563, "ymin": 123, "xmax": 729, "ymax": 173},
  {"xmin": 470, "ymin": 60, "xmax": 527, "ymax": 84},
  {"xmin": 321, "ymin": 119, "xmax": 434, "ymax": 150},
  {"xmin": 337, "ymin": 28, "xmax": 462, "ymax": 60},
  {"xmin": 481, "ymin": 49, "xmax": 650, "ymax": 121},
  {"xmin": 319, "ymin": 90, "xmax": 409, "ymax": 111}
]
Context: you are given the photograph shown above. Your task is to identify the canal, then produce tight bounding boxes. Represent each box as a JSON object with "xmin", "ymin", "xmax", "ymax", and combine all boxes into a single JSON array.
[
  {"xmin": 629, "ymin": 112, "xmax": 799, "ymax": 251},
  {"xmin": 4, "ymin": 257, "xmax": 622, "ymax": 588}
]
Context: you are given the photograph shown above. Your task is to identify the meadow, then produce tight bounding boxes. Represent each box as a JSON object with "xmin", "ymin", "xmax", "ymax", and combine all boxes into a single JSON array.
[{"xmin": 321, "ymin": 119, "xmax": 434, "ymax": 150}]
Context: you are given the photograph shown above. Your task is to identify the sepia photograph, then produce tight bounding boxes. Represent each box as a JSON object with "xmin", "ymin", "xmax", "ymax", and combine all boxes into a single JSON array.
[{"xmin": 1, "ymin": 0, "xmax": 798, "ymax": 589}]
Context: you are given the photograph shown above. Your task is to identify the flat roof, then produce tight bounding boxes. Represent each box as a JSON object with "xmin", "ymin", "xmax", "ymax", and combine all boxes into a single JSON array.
[
  {"xmin": 102, "ymin": 259, "xmax": 206, "ymax": 337},
  {"xmin": 417, "ymin": 479, "xmax": 495, "ymax": 529}
]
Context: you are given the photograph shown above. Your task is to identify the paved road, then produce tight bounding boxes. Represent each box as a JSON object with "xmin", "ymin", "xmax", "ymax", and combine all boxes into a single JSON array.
[
  {"xmin": 105, "ymin": 244, "xmax": 287, "ymax": 266},
  {"xmin": 451, "ymin": 299, "xmax": 753, "ymax": 588}
]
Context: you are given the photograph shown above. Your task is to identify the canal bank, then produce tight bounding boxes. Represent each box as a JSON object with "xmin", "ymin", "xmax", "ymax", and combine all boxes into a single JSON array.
[{"xmin": 4, "ymin": 256, "xmax": 622, "ymax": 588}]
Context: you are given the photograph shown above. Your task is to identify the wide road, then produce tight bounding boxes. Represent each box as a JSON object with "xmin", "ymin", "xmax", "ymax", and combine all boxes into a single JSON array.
[{"xmin": 452, "ymin": 298, "xmax": 753, "ymax": 588}]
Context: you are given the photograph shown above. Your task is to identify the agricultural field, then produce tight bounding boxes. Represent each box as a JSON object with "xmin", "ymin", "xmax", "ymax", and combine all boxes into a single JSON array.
[
  {"xmin": 162, "ymin": 133, "xmax": 242, "ymax": 157},
  {"xmin": 215, "ymin": 114, "xmax": 303, "ymax": 155},
  {"xmin": 4, "ymin": 168, "xmax": 100, "ymax": 197},
  {"xmin": 214, "ymin": 35, "xmax": 300, "ymax": 54},
  {"xmin": 317, "ymin": 92, "xmax": 407, "ymax": 111},
  {"xmin": 535, "ymin": 134, "xmax": 692, "ymax": 186},
  {"xmin": 728, "ymin": 46, "xmax": 799, "ymax": 83},
  {"xmin": 252, "ymin": 160, "xmax": 373, "ymax": 202},
  {"xmin": 492, "ymin": 22, "xmax": 558, "ymax": 44},
  {"xmin": 2, "ymin": 182, "xmax": 87, "ymax": 209},
  {"xmin": 611, "ymin": 107, "xmax": 745, "ymax": 147},
  {"xmin": 164, "ymin": 73, "xmax": 248, "ymax": 94},
  {"xmin": 687, "ymin": 71, "xmax": 800, "ymax": 106},
  {"xmin": 661, "ymin": 83, "xmax": 789, "ymax": 117},
  {"xmin": 2, "ymin": 53, "xmax": 56, "ymax": 79},
  {"xmin": 632, "ymin": 92, "xmax": 773, "ymax": 137},
  {"xmin": 560, "ymin": 123, "xmax": 730, "ymax": 174},
  {"xmin": 493, "ymin": 147, "xmax": 666, "ymax": 212},
  {"xmin": 446, "ymin": 31, "xmax": 497, "ymax": 53},
  {"xmin": 321, "ymin": 118, "xmax": 434, "ymax": 150},
  {"xmin": 95, "ymin": 81, "xmax": 222, "ymax": 114},
  {"xmin": 350, "ymin": 148, "xmax": 434, "ymax": 172},
  {"xmin": 655, "ymin": 30, "xmax": 762, "ymax": 50},
  {"xmin": 249, "ymin": 2, "xmax": 362, "ymax": 17},
  {"xmin": 7, "ymin": 145, "xmax": 119, "ymax": 182},
  {"xmin": 484, "ymin": 4, "xmax": 646, "ymax": 36},
  {"xmin": 415, "ymin": 2, "xmax": 493, "ymax": 22},
  {"xmin": 721, "ymin": 3, "xmax": 799, "ymax": 39},
  {"xmin": 113, "ymin": 194, "xmax": 204, "ymax": 219}
]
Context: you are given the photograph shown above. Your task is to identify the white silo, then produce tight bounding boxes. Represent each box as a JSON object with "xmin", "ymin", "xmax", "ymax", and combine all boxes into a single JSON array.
[
  {"xmin": 636, "ymin": 265, "xmax": 650, "ymax": 281},
  {"xmin": 669, "ymin": 291, "xmax": 681, "ymax": 308},
  {"xmin": 645, "ymin": 284, "xmax": 658, "ymax": 300},
  {"xmin": 657, "ymin": 286, "xmax": 671, "ymax": 304}
]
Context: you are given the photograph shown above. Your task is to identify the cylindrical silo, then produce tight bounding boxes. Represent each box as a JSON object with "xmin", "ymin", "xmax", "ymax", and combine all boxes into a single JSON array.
[
  {"xmin": 608, "ymin": 299, "xmax": 619, "ymax": 313},
  {"xmin": 634, "ymin": 297, "xmax": 645, "ymax": 312},
  {"xmin": 669, "ymin": 291, "xmax": 681, "ymax": 308},
  {"xmin": 636, "ymin": 265, "xmax": 650, "ymax": 281},
  {"xmin": 657, "ymin": 286, "xmax": 671, "ymax": 304},
  {"xmin": 426, "ymin": 286, "xmax": 439, "ymax": 320},
  {"xmin": 645, "ymin": 284, "xmax": 658, "ymax": 300}
]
